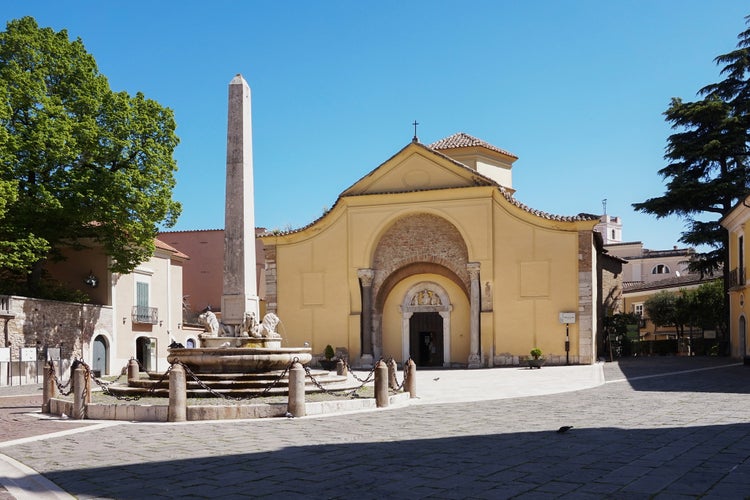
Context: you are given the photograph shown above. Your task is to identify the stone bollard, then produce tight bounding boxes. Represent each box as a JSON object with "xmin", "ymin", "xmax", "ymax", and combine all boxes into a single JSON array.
[
  {"xmin": 42, "ymin": 361, "xmax": 57, "ymax": 413},
  {"xmin": 287, "ymin": 361, "xmax": 306, "ymax": 417},
  {"xmin": 168, "ymin": 364, "xmax": 187, "ymax": 422},
  {"xmin": 404, "ymin": 358, "xmax": 417, "ymax": 398},
  {"xmin": 72, "ymin": 365, "xmax": 87, "ymax": 419},
  {"xmin": 128, "ymin": 358, "xmax": 139, "ymax": 381},
  {"xmin": 387, "ymin": 358, "xmax": 398, "ymax": 389},
  {"xmin": 375, "ymin": 360, "xmax": 389, "ymax": 408},
  {"xmin": 336, "ymin": 358, "xmax": 347, "ymax": 377}
]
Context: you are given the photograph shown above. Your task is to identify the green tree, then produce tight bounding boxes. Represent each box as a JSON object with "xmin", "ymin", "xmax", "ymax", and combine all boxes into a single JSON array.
[
  {"xmin": 0, "ymin": 17, "xmax": 181, "ymax": 294},
  {"xmin": 633, "ymin": 16, "xmax": 750, "ymax": 281},
  {"xmin": 644, "ymin": 291, "xmax": 677, "ymax": 331},
  {"xmin": 691, "ymin": 279, "xmax": 727, "ymax": 336}
]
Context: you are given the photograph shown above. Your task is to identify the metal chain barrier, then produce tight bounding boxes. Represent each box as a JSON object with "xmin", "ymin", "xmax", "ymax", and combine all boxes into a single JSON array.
[
  {"xmin": 178, "ymin": 359, "xmax": 293, "ymax": 401},
  {"xmin": 52, "ymin": 356, "xmax": 409, "ymax": 404},
  {"xmin": 83, "ymin": 359, "xmax": 174, "ymax": 401},
  {"xmin": 302, "ymin": 364, "xmax": 370, "ymax": 398},
  {"xmin": 343, "ymin": 359, "xmax": 377, "ymax": 384},
  {"xmin": 51, "ymin": 368, "xmax": 74, "ymax": 396},
  {"xmin": 389, "ymin": 356, "xmax": 410, "ymax": 392}
]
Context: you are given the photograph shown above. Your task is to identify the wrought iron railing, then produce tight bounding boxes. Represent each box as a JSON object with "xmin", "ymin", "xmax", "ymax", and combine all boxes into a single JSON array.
[
  {"xmin": 729, "ymin": 267, "xmax": 746, "ymax": 288},
  {"xmin": 132, "ymin": 306, "xmax": 159, "ymax": 325}
]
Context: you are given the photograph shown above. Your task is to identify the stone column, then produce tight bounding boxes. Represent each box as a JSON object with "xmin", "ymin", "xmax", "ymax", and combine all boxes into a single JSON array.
[
  {"xmin": 467, "ymin": 262, "xmax": 482, "ymax": 368},
  {"xmin": 357, "ymin": 269, "xmax": 374, "ymax": 366},
  {"xmin": 221, "ymin": 74, "xmax": 260, "ymax": 332}
]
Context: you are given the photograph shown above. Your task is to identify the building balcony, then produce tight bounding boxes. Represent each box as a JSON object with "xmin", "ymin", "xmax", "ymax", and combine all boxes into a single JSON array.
[
  {"xmin": 729, "ymin": 267, "xmax": 746, "ymax": 288},
  {"xmin": 132, "ymin": 306, "xmax": 159, "ymax": 325}
]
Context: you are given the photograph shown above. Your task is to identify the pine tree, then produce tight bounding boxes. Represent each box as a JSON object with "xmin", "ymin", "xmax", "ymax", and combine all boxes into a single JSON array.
[{"xmin": 633, "ymin": 16, "xmax": 750, "ymax": 281}]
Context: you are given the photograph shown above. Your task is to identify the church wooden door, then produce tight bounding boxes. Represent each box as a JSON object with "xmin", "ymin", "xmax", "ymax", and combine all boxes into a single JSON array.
[{"xmin": 409, "ymin": 312, "xmax": 443, "ymax": 366}]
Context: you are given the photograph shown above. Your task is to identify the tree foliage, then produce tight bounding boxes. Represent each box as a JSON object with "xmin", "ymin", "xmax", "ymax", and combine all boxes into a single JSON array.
[
  {"xmin": 633, "ymin": 16, "xmax": 750, "ymax": 278},
  {"xmin": 0, "ymin": 17, "xmax": 181, "ymax": 293},
  {"xmin": 643, "ymin": 280, "xmax": 726, "ymax": 336},
  {"xmin": 644, "ymin": 291, "xmax": 677, "ymax": 329}
]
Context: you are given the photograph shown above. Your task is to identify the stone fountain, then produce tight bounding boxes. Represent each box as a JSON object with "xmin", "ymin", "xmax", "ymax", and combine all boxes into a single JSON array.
[
  {"xmin": 111, "ymin": 75, "xmax": 347, "ymax": 397},
  {"xmin": 167, "ymin": 310, "xmax": 312, "ymax": 374}
]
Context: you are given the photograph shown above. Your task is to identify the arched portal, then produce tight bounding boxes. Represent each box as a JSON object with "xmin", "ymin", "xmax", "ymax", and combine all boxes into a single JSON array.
[
  {"xmin": 400, "ymin": 282, "xmax": 452, "ymax": 367},
  {"xmin": 366, "ymin": 213, "xmax": 471, "ymax": 364}
]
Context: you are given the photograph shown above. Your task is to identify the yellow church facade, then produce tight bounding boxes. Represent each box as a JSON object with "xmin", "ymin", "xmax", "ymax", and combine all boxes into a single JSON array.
[{"xmin": 260, "ymin": 133, "xmax": 602, "ymax": 367}]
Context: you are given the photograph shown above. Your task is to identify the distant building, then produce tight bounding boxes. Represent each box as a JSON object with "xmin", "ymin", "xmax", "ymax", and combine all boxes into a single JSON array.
[
  {"xmin": 604, "ymin": 241, "xmax": 694, "ymax": 286},
  {"xmin": 1, "ymin": 238, "xmax": 191, "ymax": 384},
  {"xmin": 720, "ymin": 195, "xmax": 750, "ymax": 360}
]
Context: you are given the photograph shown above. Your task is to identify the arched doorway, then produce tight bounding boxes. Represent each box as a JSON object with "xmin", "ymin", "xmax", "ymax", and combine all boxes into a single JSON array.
[
  {"xmin": 410, "ymin": 312, "xmax": 444, "ymax": 366},
  {"xmin": 136, "ymin": 337, "xmax": 157, "ymax": 372},
  {"xmin": 400, "ymin": 282, "xmax": 452, "ymax": 367},
  {"xmin": 92, "ymin": 335, "xmax": 108, "ymax": 377}
]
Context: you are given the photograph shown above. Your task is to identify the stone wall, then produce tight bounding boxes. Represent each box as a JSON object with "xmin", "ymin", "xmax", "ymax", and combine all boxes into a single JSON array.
[{"xmin": 1, "ymin": 295, "xmax": 112, "ymax": 385}]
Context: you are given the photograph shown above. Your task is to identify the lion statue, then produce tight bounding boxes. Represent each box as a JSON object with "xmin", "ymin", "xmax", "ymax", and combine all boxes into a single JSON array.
[
  {"xmin": 198, "ymin": 310, "xmax": 220, "ymax": 337},
  {"xmin": 253, "ymin": 312, "xmax": 281, "ymax": 338}
]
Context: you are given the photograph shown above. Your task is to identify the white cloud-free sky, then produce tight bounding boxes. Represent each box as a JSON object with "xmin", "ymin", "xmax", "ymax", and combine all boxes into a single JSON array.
[{"xmin": 4, "ymin": 1, "xmax": 748, "ymax": 250}]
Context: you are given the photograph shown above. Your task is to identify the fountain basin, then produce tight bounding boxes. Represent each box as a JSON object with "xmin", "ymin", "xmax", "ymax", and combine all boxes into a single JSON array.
[
  {"xmin": 167, "ymin": 347, "xmax": 312, "ymax": 374},
  {"xmin": 199, "ymin": 336, "xmax": 283, "ymax": 349}
]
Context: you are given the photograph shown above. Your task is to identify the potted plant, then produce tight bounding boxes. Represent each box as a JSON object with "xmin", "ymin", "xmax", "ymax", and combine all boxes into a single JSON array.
[
  {"xmin": 319, "ymin": 344, "xmax": 339, "ymax": 371},
  {"xmin": 528, "ymin": 347, "xmax": 545, "ymax": 369}
]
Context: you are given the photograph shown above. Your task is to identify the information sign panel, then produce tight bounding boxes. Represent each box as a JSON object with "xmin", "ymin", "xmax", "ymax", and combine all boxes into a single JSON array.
[
  {"xmin": 47, "ymin": 347, "xmax": 61, "ymax": 361},
  {"xmin": 559, "ymin": 312, "xmax": 576, "ymax": 324},
  {"xmin": 0, "ymin": 347, "xmax": 9, "ymax": 363},
  {"xmin": 20, "ymin": 347, "xmax": 37, "ymax": 362}
]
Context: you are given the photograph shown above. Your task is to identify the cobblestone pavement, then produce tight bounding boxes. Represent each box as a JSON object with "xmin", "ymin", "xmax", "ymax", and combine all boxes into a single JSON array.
[{"xmin": 1, "ymin": 357, "xmax": 749, "ymax": 499}]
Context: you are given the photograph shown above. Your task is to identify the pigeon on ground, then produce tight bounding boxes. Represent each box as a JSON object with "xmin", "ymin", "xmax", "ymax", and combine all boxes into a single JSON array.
[
  {"xmin": 433, "ymin": 377, "xmax": 440, "ymax": 381},
  {"xmin": 285, "ymin": 412, "xmax": 294, "ymax": 418},
  {"xmin": 556, "ymin": 426, "xmax": 573, "ymax": 433}
]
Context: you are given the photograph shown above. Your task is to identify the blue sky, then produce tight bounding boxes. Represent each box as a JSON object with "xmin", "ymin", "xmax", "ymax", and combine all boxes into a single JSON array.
[{"xmin": 4, "ymin": 1, "xmax": 749, "ymax": 250}]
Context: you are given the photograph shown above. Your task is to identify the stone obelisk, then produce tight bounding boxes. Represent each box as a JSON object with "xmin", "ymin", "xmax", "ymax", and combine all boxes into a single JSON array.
[{"xmin": 221, "ymin": 74, "xmax": 259, "ymax": 332}]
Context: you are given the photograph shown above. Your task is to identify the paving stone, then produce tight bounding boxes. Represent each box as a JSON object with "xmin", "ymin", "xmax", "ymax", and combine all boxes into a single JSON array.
[{"xmin": 1, "ymin": 358, "xmax": 749, "ymax": 499}]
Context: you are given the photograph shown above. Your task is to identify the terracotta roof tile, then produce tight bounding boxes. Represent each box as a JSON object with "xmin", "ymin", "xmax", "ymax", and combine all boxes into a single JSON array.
[
  {"xmin": 429, "ymin": 132, "xmax": 518, "ymax": 159},
  {"xmin": 154, "ymin": 238, "xmax": 190, "ymax": 260}
]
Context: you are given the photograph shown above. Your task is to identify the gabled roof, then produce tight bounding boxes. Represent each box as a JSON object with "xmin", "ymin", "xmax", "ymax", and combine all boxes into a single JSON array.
[
  {"xmin": 339, "ymin": 140, "xmax": 498, "ymax": 198},
  {"xmin": 260, "ymin": 136, "xmax": 598, "ymax": 237},
  {"xmin": 429, "ymin": 132, "xmax": 518, "ymax": 160}
]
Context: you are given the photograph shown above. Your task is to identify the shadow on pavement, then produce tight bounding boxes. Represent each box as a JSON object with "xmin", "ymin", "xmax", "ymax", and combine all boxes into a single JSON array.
[
  {"xmin": 4, "ymin": 422, "xmax": 749, "ymax": 499},
  {"xmin": 603, "ymin": 356, "xmax": 749, "ymax": 394}
]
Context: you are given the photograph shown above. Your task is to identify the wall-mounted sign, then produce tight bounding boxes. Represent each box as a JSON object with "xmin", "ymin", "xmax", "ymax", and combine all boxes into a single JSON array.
[
  {"xmin": 559, "ymin": 312, "xmax": 576, "ymax": 324},
  {"xmin": 47, "ymin": 347, "xmax": 61, "ymax": 361},
  {"xmin": 20, "ymin": 347, "xmax": 37, "ymax": 362},
  {"xmin": 0, "ymin": 347, "xmax": 10, "ymax": 363}
]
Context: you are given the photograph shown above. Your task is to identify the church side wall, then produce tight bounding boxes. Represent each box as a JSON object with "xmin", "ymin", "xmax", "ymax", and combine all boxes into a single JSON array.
[
  {"xmin": 270, "ymin": 215, "xmax": 354, "ymax": 361},
  {"xmin": 491, "ymin": 203, "xmax": 583, "ymax": 364}
]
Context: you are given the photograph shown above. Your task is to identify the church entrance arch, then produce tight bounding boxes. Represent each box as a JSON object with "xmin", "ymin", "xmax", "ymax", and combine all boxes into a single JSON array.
[{"xmin": 400, "ymin": 282, "xmax": 452, "ymax": 367}]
